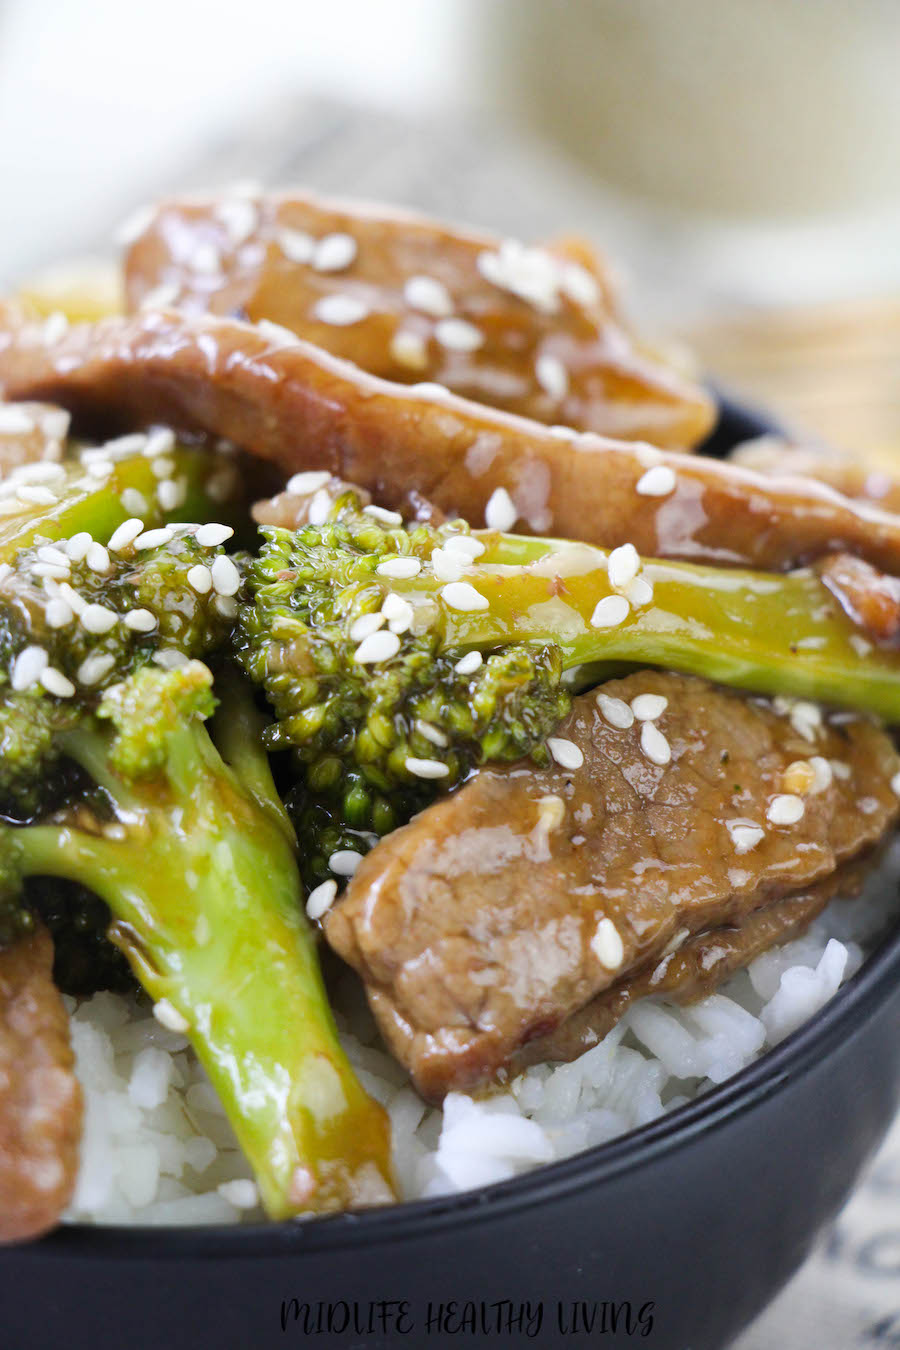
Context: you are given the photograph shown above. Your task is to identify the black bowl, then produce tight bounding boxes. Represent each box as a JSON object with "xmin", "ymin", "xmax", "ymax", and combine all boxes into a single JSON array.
[{"xmin": 4, "ymin": 398, "xmax": 899, "ymax": 1350}]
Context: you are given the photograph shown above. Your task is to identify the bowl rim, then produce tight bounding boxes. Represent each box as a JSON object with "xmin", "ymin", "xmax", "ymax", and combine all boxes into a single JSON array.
[{"xmin": 32, "ymin": 393, "xmax": 900, "ymax": 1261}]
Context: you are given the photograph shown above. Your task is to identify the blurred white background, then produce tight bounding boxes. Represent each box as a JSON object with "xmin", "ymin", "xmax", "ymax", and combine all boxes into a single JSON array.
[{"xmin": 2, "ymin": 0, "xmax": 900, "ymax": 317}]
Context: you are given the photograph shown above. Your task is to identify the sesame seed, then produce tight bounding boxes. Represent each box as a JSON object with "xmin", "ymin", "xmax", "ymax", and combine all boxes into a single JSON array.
[
  {"xmin": 476, "ymin": 240, "xmax": 561, "ymax": 313},
  {"xmin": 434, "ymin": 317, "xmax": 483, "ymax": 352},
  {"xmin": 405, "ymin": 757, "xmax": 450, "ymax": 779},
  {"xmin": 636, "ymin": 465, "xmax": 677, "ymax": 497},
  {"xmin": 41, "ymin": 409, "xmax": 71, "ymax": 442},
  {"xmin": 210, "ymin": 555, "xmax": 240, "ymax": 597},
  {"xmin": 381, "ymin": 593, "xmax": 414, "ymax": 634},
  {"xmin": 831, "ymin": 760, "xmax": 852, "ymax": 781},
  {"xmin": 153, "ymin": 999, "xmax": 189, "ymax": 1033},
  {"xmin": 194, "ymin": 522, "xmax": 234, "ymax": 548},
  {"xmin": 441, "ymin": 581, "xmax": 488, "ymax": 612},
  {"xmin": 892, "ymin": 771, "xmax": 900, "ymax": 796},
  {"xmin": 590, "ymin": 595, "xmax": 630, "ymax": 628},
  {"xmin": 454, "ymin": 651, "xmax": 482, "ymax": 675},
  {"xmin": 285, "ymin": 471, "xmax": 330, "ymax": 496},
  {"xmin": 65, "ymin": 533, "xmax": 93, "ymax": 562},
  {"xmin": 217, "ymin": 1180, "xmax": 259, "ymax": 1210},
  {"xmin": 133, "ymin": 527, "xmax": 175, "ymax": 551},
  {"xmin": 124, "ymin": 608, "xmax": 157, "ymax": 633},
  {"xmin": 354, "ymin": 630, "xmax": 401, "ymax": 664},
  {"xmin": 364, "ymin": 505, "xmax": 403, "ymax": 526},
  {"xmin": 16, "ymin": 463, "xmax": 66, "ymax": 485},
  {"xmin": 811, "ymin": 757, "xmax": 836, "ymax": 793},
  {"xmin": 329, "ymin": 849, "xmax": 364, "ymax": 877},
  {"xmin": 307, "ymin": 489, "xmax": 332, "ymax": 525},
  {"xmin": 11, "ymin": 645, "xmax": 48, "ymax": 691},
  {"xmin": 376, "ymin": 556, "xmax": 421, "ymax": 579},
  {"xmin": 306, "ymin": 879, "xmax": 338, "ymax": 921},
  {"xmin": 151, "ymin": 456, "xmax": 176, "ymax": 479},
  {"xmin": 121, "ymin": 488, "xmax": 149, "ymax": 516},
  {"xmin": 81, "ymin": 603, "xmax": 118, "ymax": 635},
  {"xmin": 625, "ymin": 576, "xmax": 654, "ymax": 608},
  {"xmin": 107, "ymin": 518, "xmax": 145, "ymax": 553},
  {"xmin": 16, "ymin": 485, "xmax": 57, "ymax": 505},
  {"xmin": 276, "ymin": 227, "xmax": 315, "ymax": 264},
  {"xmin": 187, "ymin": 564, "xmax": 213, "ymax": 594},
  {"xmin": 390, "ymin": 329, "xmax": 429, "ymax": 369},
  {"xmin": 215, "ymin": 198, "xmax": 258, "ymax": 246},
  {"xmin": 58, "ymin": 583, "xmax": 86, "ymax": 615},
  {"xmin": 431, "ymin": 547, "xmax": 467, "ymax": 582},
  {"xmin": 727, "ymin": 820, "xmax": 765, "ymax": 854},
  {"xmin": 0, "ymin": 405, "xmax": 36, "ymax": 434},
  {"xmin": 86, "ymin": 542, "xmax": 112, "ymax": 574},
  {"xmin": 45, "ymin": 598, "xmax": 74, "ymax": 629},
  {"xmin": 640, "ymin": 721, "xmax": 671, "ymax": 765},
  {"xmin": 535, "ymin": 353, "xmax": 569, "ymax": 400},
  {"xmin": 782, "ymin": 760, "xmax": 817, "ymax": 795},
  {"xmin": 560, "ymin": 261, "xmax": 600, "ymax": 308},
  {"xmin": 410, "ymin": 381, "xmax": 451, "ymax": 399},
  {"xmin": 77, "ymin": 652, "xmax": 116, "ymax": 686},
  {"xmin": 547, "ymin": 737, "xmax": 584, "ymax": 770},
  {"xmin": 189, "ymin": 240, "xmax": 221, "ymax": 275},
  {"xmin": 536, "ymin": 794, "xmax": 566, "ymax": 832},
  {"xmin": 30, "ymin": 563, "xmax": 71, "ymax": 581},
  {"xmin": 767, "ymin": 794, "xmax": 805, "ymax": 825},
  {"xmin": 631, "ymin": 693, "xmax": 668, "ymax": 721},
  {"xmin": 591, "ymin": 917, "xmax": 624, "ymax": 971},
  {"xmin": 36, "ymin": 545, "xmax": 70, "ymax": 566},
  {"xmin": 415, "ymin": 719, "xmax": 449, "ymax": 748},
  {"xmin": 484, "ymin": 487, "xmax": 516, "ymax": 531},
  {"xmin": 43, "ymin": 312, "xmax": 69, "ymax": 345},
  {"xmin": 214, "ymin": 595, "xmax": 238, "ymax": 619},
  {"xmin": 157, "ymin": 478, "xmax": 186, "ymax": 512},
  {"xmin": 40, "ymin": 667, "xmax": 75, "ymax": 698},
  {"xmin": 403, "ymin": 275, "xmax": 453, "ymax": 318},
  {"xmin": 86, "ymin": 459, "xmax": 114, "ymax": 479},
  {"xmin": 153, "ymin": 649, "xmax": 189, "ymax": 670},
  {"xmin": 444, "ymin": 534, "xmax": 486, "ymax": 558},
  {"xmin": 313, "ymin": 294, "xmax": 369, "ymax": 326},
  {"xmin": 596, "ymin": 693, "xmax": 634, "ymax": 729},
  {"xmin": 100, "ymin": 432, "xmax": 149, "ymax": 458},
  {"xmin": 608, "ymin": 543, "xmax": 640, "ymax": 590},
  {"xmin": 142, "ymin": 428, "xmax": 175, "ymax": 459},
  {"xmin": 312, "ymin": 233, "xmax": 357, "ymax": 272},
  {"xmin": 349, "ymin": 612, "xmax": 386, "ymax": 642}
]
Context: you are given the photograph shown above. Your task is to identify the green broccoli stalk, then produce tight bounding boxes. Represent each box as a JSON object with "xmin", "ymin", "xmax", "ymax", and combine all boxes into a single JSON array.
[
  {"xmin": 237, "ymin": 490, "xmax": 900, "ymax": 874},
  {"xmin": 0, "ymin": 661, "xmax": 395, "ymax": 1218}
]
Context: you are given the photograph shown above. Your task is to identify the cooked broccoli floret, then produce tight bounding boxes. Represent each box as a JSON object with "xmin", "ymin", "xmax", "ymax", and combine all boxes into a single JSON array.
[
  {"xmin": 0, "ymin": 449, "xmax": 394, "ymax": 1218},
  {"xmin": 237, "ymin": 488, "xmax": 900, "ymax": 876}
]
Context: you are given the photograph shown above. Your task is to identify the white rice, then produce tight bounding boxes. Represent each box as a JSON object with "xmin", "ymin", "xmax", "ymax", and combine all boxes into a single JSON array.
[{"xmin": 63, "ymin": 850, "xmax": 900, "ymax": 1226}]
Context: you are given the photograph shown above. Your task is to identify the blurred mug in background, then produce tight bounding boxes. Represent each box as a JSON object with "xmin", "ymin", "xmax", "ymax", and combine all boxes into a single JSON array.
[{"xmin": 479, "ymin": 0, "xmax": 900, "ymax": 221}]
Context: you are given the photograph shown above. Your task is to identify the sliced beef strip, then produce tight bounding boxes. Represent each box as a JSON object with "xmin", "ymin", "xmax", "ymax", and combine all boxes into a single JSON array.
[
  {"xmin": 731, "ymin": 436, "xmax": 900, "ymax": 515},
  {"xmin": 0, "ymin": 925, "xmax": 82, "ymax": 1241},
  {"xmin": 819, "ymin": 553, "xmax": 900, "ymax": 647},
  {"xmin": 123, "ymin": 193, "xmax": 714, "ymax": 449},
  {"xmin": 512, "ymin": 856, "xmax": 866, "ymax": 1071},
  {"xmin": 3, "ymin": 310, "xmax": 900, "ymax": 573},
  {"xmin": 324, "ymin": 672, "xmax": 900, "ymax": 1101}
]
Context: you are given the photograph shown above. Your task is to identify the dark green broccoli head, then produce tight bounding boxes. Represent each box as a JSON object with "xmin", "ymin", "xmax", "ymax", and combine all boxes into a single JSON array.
[{"xmin": 237, "ymin": 493, "xmax": 570, "ymax": 868}]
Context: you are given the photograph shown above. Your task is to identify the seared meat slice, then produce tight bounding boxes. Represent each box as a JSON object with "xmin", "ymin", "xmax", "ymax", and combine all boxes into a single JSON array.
[
  {"xmin": 819, "ymin": 553, "xmax": 900, "ymax": 647},
  {"xmin": 513, "ymin": 858, "xmax": 865, "ymax": 1070},
  {"xmin": 731, "ymin": 436, "xmax": 900, "ymax": 514},
  {"xmin": 324, "ymin": 672, "xmax": 900, "ymax": 1101},
  {"xmin": 123, "ymin": 192, "xmax": 714, "ymax": 448},
  {"xmin": 4, "ymin": 311, "xmax": 900, "ymax": 572},
  {"xmin": 0, "ymin": 926, "xmax": 82, "ymax": 1241}
]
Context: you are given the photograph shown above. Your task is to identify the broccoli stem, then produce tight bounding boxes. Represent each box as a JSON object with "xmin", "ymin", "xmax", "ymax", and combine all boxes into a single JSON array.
[
  {"xmin": 0, "ymin": 443, "xmax": 240, "ymax": 565},
  {"xmin": 4, "ymin": 676, "xmax": 394, "ymax": 1217},
  {"xmin": 382, "ymin": 533, "xmax": 900, "ymax": 722}
]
